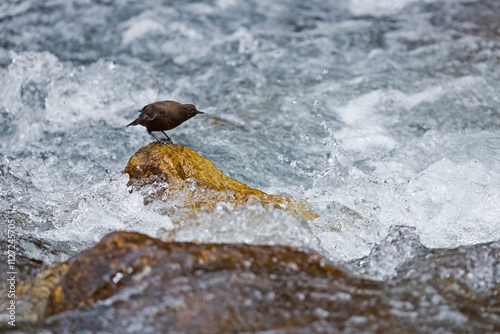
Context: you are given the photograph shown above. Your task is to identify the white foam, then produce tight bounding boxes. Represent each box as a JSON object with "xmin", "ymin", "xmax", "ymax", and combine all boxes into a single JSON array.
[
  {"xmin": 335, "ymin": 90, "xmax": 397, "ymax": 152},
  {"xmin": 316, "ymin": 130, "xmax": 500, "ymax": 256},
  {"xmin": 162, "ymin": 202, "xmax": 320, "ymax": 251},
  {"xmin": 39, "ymin": 174, "xmax": 174, "ymax": 249},
  {"xmin": 121, "ymin": 12, "xmax": 170, "ymax": 45},
  {"xmin": 349, "ymin": 0, "xmax": 423, "ymax": 16}
]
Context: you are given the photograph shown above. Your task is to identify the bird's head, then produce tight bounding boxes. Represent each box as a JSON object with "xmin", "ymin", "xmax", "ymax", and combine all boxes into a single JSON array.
[{"xmin": 182, "ymin": 104, "xmax": 204, "ymax": 116}]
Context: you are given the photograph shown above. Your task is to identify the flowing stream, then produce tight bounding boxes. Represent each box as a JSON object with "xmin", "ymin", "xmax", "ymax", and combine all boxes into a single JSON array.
[{"xmin": 0, "ymin": 0, "xmax": 499, "ymax": 332}]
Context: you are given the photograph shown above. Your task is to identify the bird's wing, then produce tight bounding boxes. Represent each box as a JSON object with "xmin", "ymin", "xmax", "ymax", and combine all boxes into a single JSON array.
[
  {"xmin": 140, "ymin": 104, "xmax": 156, "ymax": 118},
  {"xmin": 149, "ymin": 104, "xmax": 169, "ymax": 121}
]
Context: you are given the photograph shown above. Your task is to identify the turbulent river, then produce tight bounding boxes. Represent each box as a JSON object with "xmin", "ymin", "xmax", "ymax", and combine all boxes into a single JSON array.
[{"xmin": 0, "ymin": 0, "xmax": 499, "ymax": 333}]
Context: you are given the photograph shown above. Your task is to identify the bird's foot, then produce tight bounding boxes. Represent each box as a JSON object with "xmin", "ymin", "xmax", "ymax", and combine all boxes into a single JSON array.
[
  {"xmin": 157, "ymin": 139, "xmax": 173, "ymax": 149},
  {"xmin": 160, "ymin": 138, "xmax": 177, "ymax": 148}
]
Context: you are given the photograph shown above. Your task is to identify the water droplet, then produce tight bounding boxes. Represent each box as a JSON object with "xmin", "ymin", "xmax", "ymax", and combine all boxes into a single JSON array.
[
  {"xmin": 316, "ymin": 75, "xmax": 322, "ymax": 80},
  {"xmin": 266, "ymin": 291, "xmax": 276, "ymax": 301},
  {"xmin": 313, "ymin": 307, "xmax": 329, "ymax": 319},
  {"xmin": 292, "ymin": 98, "xmax": 297, "ymax": 104},
  {"xmin": 317, "ymin": 114, "xmax": 322, "ymax": 118},
  {"xmin": 323, "ymin": 69, "xmax": 328, "ymax": 74},
  {"xmin": 313, "ymin": 100, "xmax": 320, "ymax": 107}
]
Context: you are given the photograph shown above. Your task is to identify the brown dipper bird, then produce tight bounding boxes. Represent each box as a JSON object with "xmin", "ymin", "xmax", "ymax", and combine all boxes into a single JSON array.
[{"xmin": 127, "ymin": 100, "xmax": 204, "ymax": 147}]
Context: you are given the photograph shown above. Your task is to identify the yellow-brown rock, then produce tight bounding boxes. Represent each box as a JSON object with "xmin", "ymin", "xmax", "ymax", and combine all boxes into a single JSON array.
[
  {"xmin": 123, "ymin": 142, "xmax": 318, "ymax": 221},
  {"xmin": 0, "ymin": 260, "xmax": 69, "ymax": 328},
  {"xmin": 17, "ymin": 262, "xmax": 69, "ymax": 319}
]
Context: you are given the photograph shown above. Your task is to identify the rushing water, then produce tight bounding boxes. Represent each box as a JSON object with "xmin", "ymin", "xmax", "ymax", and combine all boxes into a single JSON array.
[{"xmin": 0, "ymin": 0, "xmax": 499, "ymax": 332}]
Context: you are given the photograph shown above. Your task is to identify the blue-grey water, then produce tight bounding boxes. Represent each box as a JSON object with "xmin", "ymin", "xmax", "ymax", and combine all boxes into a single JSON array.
[{"xmin": 1, "ymin": 0, "xmax": 499, "ymax": 332}]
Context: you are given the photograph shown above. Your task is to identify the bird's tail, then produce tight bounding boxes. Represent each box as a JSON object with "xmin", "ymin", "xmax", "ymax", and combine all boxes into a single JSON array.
[{"xmin": 127, "ymin": 119, "xmax": 139, "ymax": 127}]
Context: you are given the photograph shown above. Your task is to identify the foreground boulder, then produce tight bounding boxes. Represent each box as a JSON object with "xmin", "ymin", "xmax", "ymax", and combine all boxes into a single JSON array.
[
  {"xmin": 43, "ymin": 231, "xmax": 500, "ymax": 333},
  {"xmin": 123, "ymin": 143, "xmax": 318, "ymax": 221},
  {"xmin": 44, "ymin": 231, "xmax": 398, "ymax": 333}
]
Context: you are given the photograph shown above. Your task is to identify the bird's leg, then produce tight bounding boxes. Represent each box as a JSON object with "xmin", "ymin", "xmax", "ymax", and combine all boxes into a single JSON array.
[
  {"xmin": 160, "ymin": 131, "xmax": 171, "ymax": 141},
  {"xmin": 161, "ymin": 131, "xmax": 177, "ymax": 148},
  {"xmin": 148, "ymin": 131, "xmax": 172, "ymax": 148}
]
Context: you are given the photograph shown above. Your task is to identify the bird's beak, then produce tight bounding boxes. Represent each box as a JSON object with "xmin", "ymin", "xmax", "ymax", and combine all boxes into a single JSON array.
[{"xmin": 197, "ymin": 110, "xmax": 205, "ymax": 114}]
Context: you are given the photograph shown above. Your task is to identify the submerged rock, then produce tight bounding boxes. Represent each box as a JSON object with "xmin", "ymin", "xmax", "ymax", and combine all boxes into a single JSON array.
[
  {"xmin": 123, "ymin": 142, "xmax": 318, "ymax": 222},
  {"xmin": 44, "ymin": 231, "xmax": 396, "ymax": 333}
]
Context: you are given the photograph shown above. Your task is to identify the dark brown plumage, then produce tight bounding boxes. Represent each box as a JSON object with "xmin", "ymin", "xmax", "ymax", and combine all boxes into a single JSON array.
[{"xmin": 127, "ymin": 100, "xmax": 204, "ymax": 146}]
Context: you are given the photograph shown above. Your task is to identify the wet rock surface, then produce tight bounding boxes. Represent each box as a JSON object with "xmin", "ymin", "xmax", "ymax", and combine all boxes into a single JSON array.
[
  {"xmin": 0, "ymin": 257, "xmax": 68, "ymax": 330},
  {"xmin": 124, "ymin": 143, "xmax": 318, "ymax": 222},
  {"xmin": 41, "ymin": 230, "xmax": 500, "ymax": 333},
  {"xmin": 44, "ymin": 231, "xmax": 394, "ymax": 333}
]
